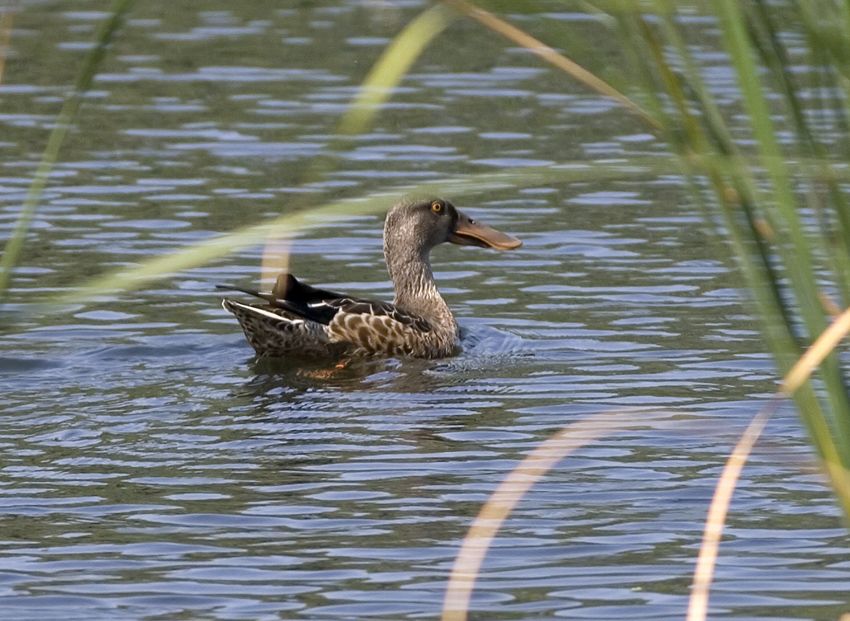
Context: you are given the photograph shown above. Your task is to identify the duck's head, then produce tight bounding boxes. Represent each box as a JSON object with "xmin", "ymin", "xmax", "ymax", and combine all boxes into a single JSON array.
[{"xmin": 384, "ymin": 198, "xmax": 522, "ymax": 255}]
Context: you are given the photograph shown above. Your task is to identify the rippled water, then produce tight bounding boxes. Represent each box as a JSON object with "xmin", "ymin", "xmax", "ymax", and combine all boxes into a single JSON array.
[{"xmin": 0, "ymin": 2, "xmax": 848, "ymax": 620}]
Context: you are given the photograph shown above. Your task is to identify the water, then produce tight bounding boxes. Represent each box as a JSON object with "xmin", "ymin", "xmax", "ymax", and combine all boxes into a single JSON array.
[{"xmin": 0, "ymin": 2, "xmax": 848, "ymax": 620}]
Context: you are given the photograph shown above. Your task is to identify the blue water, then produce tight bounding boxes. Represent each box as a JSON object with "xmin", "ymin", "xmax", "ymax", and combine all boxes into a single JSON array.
[{"xmin": 0, "ymin": 2, "xmax": 847, "ymax": 620}]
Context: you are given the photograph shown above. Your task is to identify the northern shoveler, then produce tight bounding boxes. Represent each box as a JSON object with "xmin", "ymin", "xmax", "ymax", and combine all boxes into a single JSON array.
[{"xmin": 219, "ymin": 197, "xmax": 522, "ymax": 359}]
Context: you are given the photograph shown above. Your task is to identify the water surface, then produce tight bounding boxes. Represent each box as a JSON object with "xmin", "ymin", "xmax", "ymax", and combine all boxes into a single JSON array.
[{"xmin": 0, "ymin": 2, "xmax": 847, "ymax": 620}]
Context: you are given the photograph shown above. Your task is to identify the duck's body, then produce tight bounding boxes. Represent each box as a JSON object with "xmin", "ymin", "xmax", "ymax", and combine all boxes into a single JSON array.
[
  {"xmin": 220, "ymin": 198, "xmax": 521, "ymax": 360},
  {"xmin": 222, "ymin": 273, "xmax": 459, "ymax": 359}
]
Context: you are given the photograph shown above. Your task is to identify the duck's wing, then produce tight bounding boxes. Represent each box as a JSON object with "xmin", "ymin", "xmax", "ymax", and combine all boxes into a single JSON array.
[
  {"xmin": 219, "ymin": 274, "xmax": 432, "ymax": 355},
  {"xmin": 263, "ymin": 291, "xmax": 433, "ymax": 353},
  {"xmin": 222, "ymin": 275, "xmax": 430, "ymax": 330},
  {"xmin": 272, "ymin": 273, "xmax": 345, "ymax": 305},
  {"xmin": 322, "ymin": 298, "xmax": 434, "ymax": 354},
  {"xmin": 217, "ymin": 275, "xmax": 346, "ymax": 323},
  {"xmin": 325, "ymin": 299, "xmax": 431, "ymax": 331},
  {"xmin": 216, "ymin": 275, "xmax": 343, "ymax": 308},
  {"xmin": 220, "ymin": 297, "xmax": 341, "ymax": 358},
  {"xmin": 218, "ymin": 274, "xmax": 351, "ymax": 358}
]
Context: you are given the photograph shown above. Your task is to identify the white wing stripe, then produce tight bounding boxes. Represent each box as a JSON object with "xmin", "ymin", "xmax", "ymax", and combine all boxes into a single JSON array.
[{"xmin": 224, "ymin": 300, "xmax": 305, "ymax": 325}]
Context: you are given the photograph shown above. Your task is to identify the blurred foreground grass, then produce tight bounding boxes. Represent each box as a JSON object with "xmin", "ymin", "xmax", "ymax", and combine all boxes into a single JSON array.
[{"xmin": 2, "ymin": 0, "xmax": 849, "ymax": 522}]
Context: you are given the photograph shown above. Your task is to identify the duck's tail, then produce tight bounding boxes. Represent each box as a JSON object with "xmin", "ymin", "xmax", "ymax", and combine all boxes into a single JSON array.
[
  {"xmin": 221, "ymin": 297, "xmax": 341, "ymax": 358},
  {"xmin": 216, "ymin": 274, "xmax": 343, "ymax": 305}
]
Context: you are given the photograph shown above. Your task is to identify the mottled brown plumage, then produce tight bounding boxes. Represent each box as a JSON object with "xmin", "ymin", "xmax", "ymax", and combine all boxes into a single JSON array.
[{"xmin": 220, "ymin": 197, "xmax": 521, "ymax": 360}]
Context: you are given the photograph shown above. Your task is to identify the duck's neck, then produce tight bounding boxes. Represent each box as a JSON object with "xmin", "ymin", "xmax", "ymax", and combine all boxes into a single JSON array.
[{"xmin": 384, "ymin": 241, "xmax": 456, "ymax": 332}]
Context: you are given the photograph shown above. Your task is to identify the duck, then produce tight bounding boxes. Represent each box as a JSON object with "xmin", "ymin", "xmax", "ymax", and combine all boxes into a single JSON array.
[{"xmin": 219, "ymin": 197, "xmax": 522, "ymax": 360}]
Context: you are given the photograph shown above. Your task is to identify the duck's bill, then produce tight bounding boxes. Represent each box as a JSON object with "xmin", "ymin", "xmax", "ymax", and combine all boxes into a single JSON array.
[{"xmin": 449, "ymin": 211, "xmax": 522, "ymax": 250}]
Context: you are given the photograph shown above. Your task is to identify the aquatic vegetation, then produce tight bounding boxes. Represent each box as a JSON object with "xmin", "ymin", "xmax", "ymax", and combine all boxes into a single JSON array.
[
  {"xmin": 0, "ymin": 0, "xmax": 134, "ymax": 302},
  {"xmin": 442, "ymin": 308, "xmax": 850, "ymax": 621},
  {"xmin": 438, "ymin": 1, "xmax": 850, "ymax": 618},
  {"xmin": 441, "ymin": 408, "xmax": 676, "ymax": 620},
  {"xmin": 0, "ymin": 7, "xmax": 14, "ymax": 86},
  {"xmin": 464, "ymin": 0, "xmax": 850, "ymax": 516},
  {"xmin": 610, "ymin": 0, "xmax": 850, "ymax": 518}
]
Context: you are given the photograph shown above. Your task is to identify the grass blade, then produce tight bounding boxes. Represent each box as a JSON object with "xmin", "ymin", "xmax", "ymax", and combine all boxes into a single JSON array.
[
  {"xmin": 336, "ymin": 4, "xmax": 455, "ymax": 136},
  {"xmin": 686, "ymin": 409, "xmax": 770, "ymax": 621},
  {"xmin": 0, "ymin": 0, "xmax": 134, "ymax": 302},
  {"xmin": 782, "ymin": 305, "xmax": 850, "ymax": 395},
  {"xmin": 443, "ymin": 0, "xmax": 660, "ymax": 130},
  {"xmin": 714, "ymin": 0, "xmax": 850, "ymax": 470},
  {"xmin": 441, "ymin": 409, "xmax": 674, "ymax": 621},
  {"xmin": 0, "ymin": 3, "xmax": 14, "ymax": 86},
  {"xmin": 688, "ymin": 303, "xmax": 850, "ymax": 621},
  {"xmin": 48, "ymin": 158, "xmax": 676, "ymax": 306},
  {"xmin": 259, "ymin": 4, "xmax": 455, "ymax": 281},
  {"xmin": 40, "ymin": 151, "xmax": 850, "ymax": 306}
]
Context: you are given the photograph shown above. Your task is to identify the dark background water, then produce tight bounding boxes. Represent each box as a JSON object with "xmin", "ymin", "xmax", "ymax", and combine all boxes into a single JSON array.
[{"xmin": 0, "ymin": 2, "xmax": 847, "ymax": 619}]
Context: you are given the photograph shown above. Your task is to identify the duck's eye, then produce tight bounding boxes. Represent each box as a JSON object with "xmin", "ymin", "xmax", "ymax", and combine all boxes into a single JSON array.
[{"xmin": 431, "ymin": 201, "xmax": 443, "ymax": 214}]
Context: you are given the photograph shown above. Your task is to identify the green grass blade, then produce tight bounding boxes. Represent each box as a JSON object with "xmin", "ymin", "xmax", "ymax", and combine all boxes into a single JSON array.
[
  {"xmin": 715, "ymin": 0, "xmax": 850, "ymax": 476},
  {"xmin": 445, "ymin": 0, "xmax": 661, "ymax": 130},
  {"xmin": 0, "ymin": 4, "xmax": 14, "ymax": 86},
  {"xmin": 50, "ymin": 159, "xmax": 677, "ymax": 305},
  {"xmin": 337, "ymin": 4, "xmax": 455, "ymax": 136},
  {"xmin": 748, "ymin": 1, "xmax": 850, "ymax": 305},
  {"xmin": 41, "ymin": 150, "xmax": 850, "ymax": 308},
  {"xmin": 642, "ymin": 1, "xmax": 803, "ymax": 366},
  {"xmin": 0, "ymin": 0, "xmax": 134, "ymax": 302},
  {"xmin": 627, "ymin": 2, "xmax": 843, "ymax": 475},
  {"xmin": 250, "ymin": 4, "xmax": 457, "ymax": 273}
]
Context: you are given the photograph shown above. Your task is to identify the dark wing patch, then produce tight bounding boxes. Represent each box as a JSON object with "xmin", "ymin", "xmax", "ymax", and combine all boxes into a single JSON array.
[
  {"xmin": 215, "ymin": 283, "xmax": 274, "ymax": 303},
  {"xmin": 273, "ymin": 274, "xmax": 345, "ymax": 304},
  {"xmin": 218, "ymin": 275, "xmax": 345, "ymax": 325},
  {"xmin": 218, "ymin": 274, "xmax": 429, "ymax": 333}
]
